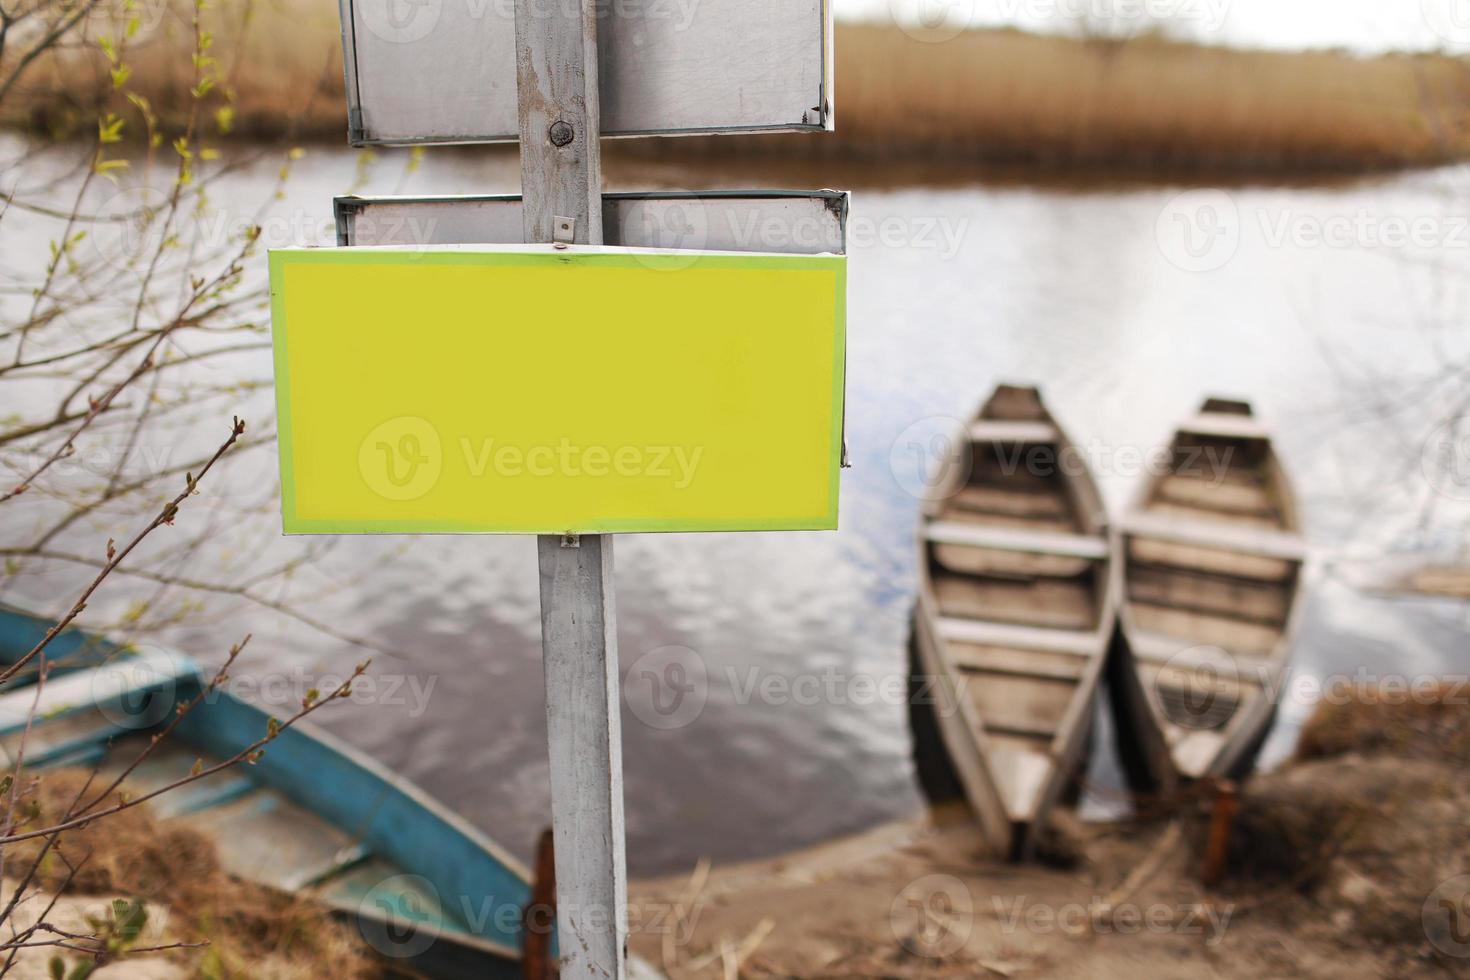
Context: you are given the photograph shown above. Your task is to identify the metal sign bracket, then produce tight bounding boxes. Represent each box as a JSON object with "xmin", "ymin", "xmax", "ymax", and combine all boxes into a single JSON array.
[{"xmin": 553, "ymin": 216, "xmax": 576, "ymax": 247}]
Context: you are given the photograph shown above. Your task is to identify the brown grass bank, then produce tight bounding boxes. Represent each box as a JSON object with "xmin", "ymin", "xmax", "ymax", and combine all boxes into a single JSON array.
[
  {"xmin": 4, "ymin": 771, "xmax": 379, "ymax": 978},
  {"xmin": 9, "ymin": 9, "xmax": 1470, "ymax": 176},
  {"xmin": 713, "ymin": 25, "xmax": 1470, "ymax": 173}
]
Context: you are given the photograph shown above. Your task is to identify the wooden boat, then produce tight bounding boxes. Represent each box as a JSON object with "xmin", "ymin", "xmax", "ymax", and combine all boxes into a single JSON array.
[
  {"xmin": 912, "ymin": 384, "xmax": 1116, "ymax": 860},
  {"xmin": 0, "ymin": 599, "xmax": 532, "ymax": 979},
  {"xmin": 1108, "ymin": 398, "xmax": 1305, "ymax": 789}
]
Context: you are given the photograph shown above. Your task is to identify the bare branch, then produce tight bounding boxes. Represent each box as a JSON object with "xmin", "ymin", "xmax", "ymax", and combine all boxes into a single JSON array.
[{"xmin": 0, "ymin": 415, "xmax": 246, "ymax": 684}]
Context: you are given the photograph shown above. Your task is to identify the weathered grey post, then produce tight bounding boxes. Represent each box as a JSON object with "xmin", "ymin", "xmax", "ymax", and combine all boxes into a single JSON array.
[{"xmin": 512, "ymin": 1, "xmax": 626, "ymax": 978}]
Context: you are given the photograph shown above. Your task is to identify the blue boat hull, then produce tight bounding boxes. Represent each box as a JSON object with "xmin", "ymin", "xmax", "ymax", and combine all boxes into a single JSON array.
[{"xmin": 0, "ymin": 602, "xmax": 532, "ymax": 978}]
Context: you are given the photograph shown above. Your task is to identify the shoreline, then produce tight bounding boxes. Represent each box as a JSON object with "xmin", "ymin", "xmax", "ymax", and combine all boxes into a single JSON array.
[
  {"xmin": 10, "ymin": 134, "xmax": 1461, "ymax": 198},
  {"xmin": 628, "ymin": 692, "xmax": 1470, "ymax": 978}
]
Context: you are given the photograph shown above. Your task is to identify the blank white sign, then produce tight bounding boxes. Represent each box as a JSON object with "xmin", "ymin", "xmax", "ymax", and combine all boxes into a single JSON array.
[{"xmin": 340, "ymin": 0, "xmax": 832, "ymax": 145}]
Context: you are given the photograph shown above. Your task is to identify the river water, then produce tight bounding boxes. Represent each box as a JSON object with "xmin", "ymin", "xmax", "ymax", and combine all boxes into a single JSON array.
[{"xmin": 4, "ymin": 144, "xmax": 1469, "ymax": 873}]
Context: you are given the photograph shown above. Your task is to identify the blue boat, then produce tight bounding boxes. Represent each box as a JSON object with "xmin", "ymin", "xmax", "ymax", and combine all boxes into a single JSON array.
[{"xmin": 0, "ymin": 599, "xmax": 535, "ymax": 978}]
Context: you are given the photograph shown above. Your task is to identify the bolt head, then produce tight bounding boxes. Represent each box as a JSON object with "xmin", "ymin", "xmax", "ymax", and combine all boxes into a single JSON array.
[{"xmin": 548, "ymin": 120, "xmax": 575, "ymax": 147}]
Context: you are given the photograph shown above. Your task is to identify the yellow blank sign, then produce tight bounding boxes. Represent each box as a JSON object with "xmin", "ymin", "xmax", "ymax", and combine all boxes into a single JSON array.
[{"xmin": 269, "ymin": 246, "xmax": 846, "ymax": 534}]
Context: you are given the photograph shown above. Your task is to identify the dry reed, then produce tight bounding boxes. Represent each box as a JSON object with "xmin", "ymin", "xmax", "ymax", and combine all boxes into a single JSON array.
[
  {"xmin": 7, "ymin": 771, "xmax": 380, "ymax": 977},
  {"xmin": 6, "ymin": 9, "xmax": 1470, "ymax": 174}
]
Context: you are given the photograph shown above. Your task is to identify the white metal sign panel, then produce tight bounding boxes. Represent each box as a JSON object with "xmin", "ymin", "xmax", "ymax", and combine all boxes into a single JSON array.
[
  {"xmin": 340, "ymin": 0, "xmax": 832, "ymax": 145},
  {"xmin": 334, "ymin": 191, "xmax": 849, "ymax": 253}
]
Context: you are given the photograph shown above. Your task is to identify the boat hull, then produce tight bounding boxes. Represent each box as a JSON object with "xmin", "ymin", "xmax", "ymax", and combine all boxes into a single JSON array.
[
  {"xmin": 912, "ymin": 384, "xmax": 1116, "ymax": 860},
  {"xmin": 1109, "ymin": 398, "xmax": 1305, "ymax": 789},
  {"xmin": 0, "ymin": 601, "xmax": 530, "ymax": 978}
]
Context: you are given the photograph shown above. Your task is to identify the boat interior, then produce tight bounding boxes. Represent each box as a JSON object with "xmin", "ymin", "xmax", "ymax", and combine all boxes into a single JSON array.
[
  {"xmin": 1121, "ymin": 398, "xmax": 1304, "ymax": 775},
  {"xmin": 923, "ymin": 386, "xmax": 1111, "ymax": 824}
]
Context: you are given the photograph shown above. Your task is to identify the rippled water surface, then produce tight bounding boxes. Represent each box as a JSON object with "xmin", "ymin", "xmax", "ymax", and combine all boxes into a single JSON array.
[{"xmin": 5, "ymin": 146, "xmax": 1469, "ymax": 873}]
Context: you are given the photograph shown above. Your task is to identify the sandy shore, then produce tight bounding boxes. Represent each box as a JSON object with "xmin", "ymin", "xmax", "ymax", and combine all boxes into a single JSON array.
[
  {"xmin": 630, "ymin": 694, "xmax": 1470, "ymax": 978},
  {"xmin": 7, "ymin": 696, "xmax": 1464, "ymax": 977},
  {"xmin": 629, "ymin": 811, "xmax": 1353, "ymax": 978}
]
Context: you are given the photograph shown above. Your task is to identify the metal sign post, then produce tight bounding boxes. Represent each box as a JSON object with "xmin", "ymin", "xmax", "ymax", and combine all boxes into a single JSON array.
[
  {"xmin": 513, "ymin": 1, "xmax": 626, "ymax": 977},
  {"xmin": 278, "ymin": 2, "xmax": 847, "ymax": 977}
]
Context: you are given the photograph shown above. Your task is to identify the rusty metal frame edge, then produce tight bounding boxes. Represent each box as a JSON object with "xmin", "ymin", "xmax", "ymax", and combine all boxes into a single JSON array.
[{"xmin": 338, "ymin": 0, "xmax": 365, "ymax": 146}]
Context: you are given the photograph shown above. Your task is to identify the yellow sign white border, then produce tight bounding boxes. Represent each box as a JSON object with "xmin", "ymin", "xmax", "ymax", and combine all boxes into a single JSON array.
[{"xmin": 270, "ymin": 245, "xmax": 847, "ymax": 534}]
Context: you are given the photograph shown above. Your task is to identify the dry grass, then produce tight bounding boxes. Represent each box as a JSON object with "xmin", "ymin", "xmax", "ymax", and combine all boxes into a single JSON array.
[
  {"xmin": 5, "ymin": 771, "xmax": 380, "ymax": 978},
  {"xmin": 5, "ymin": 7, "xmax": 1470, "ymax": 174},
  {"xmin": 5, "ymin": 0, "xmax": 348, "ymax": 140},
  {"xmin": 630, "ymin": 688, "xmax": 1470, "ymax": 978},
  {"xmin": 1295, "ymin": 681, "xmax": 1470, "ymax": 765},
  {"xmin": 1190, "ymin": 688, "xmax": 1470, "ymax": 967},
  {"xmin": 831, "ymin": 25, "xmax": 1470, "ymax": 171}
]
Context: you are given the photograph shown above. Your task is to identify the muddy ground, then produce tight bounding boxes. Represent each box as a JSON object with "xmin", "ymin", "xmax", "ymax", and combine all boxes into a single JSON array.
[{"xmin": 630, "ymin": 692, "xmax": 1470, "ymax": 979}]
